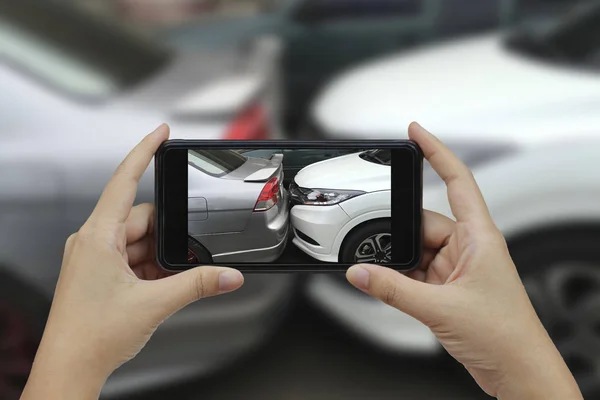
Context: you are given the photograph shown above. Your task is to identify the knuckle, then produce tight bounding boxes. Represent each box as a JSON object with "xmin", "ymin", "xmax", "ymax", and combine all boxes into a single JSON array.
[
  {"xmin": 118, "ymin": 174, "xmax": 140, "ymax": 192},
  {"xmin": 381, "ymin": 283, "xmax": 401, "ymax": 307},
  {"xmin": 77, "ymin": 221, "xmax": 107, "ymax": 244},
  {"xmin": 66, "ymin": 233, "xmax": 77, "ymax": 245},
  {"xmin": 77, "ymin": 224, "xmax": 95, "ymax": 241},
  {"xmin": 191, "ymin": 272, "xmax": 207, "ymax": 300},
  {"xmin": 64, "ymin": 233, "xmax": 78, "ymax": 253},
  {"xmin": 481, "ymin": 224, "xmax": 505, "ymax": 243},
  {"xmin": 443, "ymin": 170, "xmax": 461, "ymax": 185},
  {"xmin": 137, "ymin": 203, "xmax": 155, "ymax": 215},
  {"xmin": 492, "ymin": 229, "xmax": 509, "ymax": 250}
]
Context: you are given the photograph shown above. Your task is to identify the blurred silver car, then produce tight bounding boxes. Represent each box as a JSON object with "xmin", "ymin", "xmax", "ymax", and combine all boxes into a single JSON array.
[
  {"xmin": 188, "ymin": 150, "xmax": 290, "ymax": 263},
  {"xmin": 0, "ymin": 132, "xmax": 297, "ymax": 400},
  {"xmin": 0, "ymin": 1, "xmax": 293, "ymax": 399}
]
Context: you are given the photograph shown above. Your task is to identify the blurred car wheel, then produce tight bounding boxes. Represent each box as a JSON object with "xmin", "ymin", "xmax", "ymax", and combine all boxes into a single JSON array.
[
  {"xmin": 340, "ymin": 219, "xmax": 392, "ymax": 264},
  {"xmin": 511, "ymin": 227, "xmax": 600, "ymax": 398},
  {"xmin": 0, "ymin": 269, "xmax": 49, "ymax": 400}
]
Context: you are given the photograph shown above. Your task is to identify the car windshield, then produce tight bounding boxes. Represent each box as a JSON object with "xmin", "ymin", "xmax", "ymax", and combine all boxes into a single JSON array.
[
  {"xmin": 189, "ymin": 150, "xmax": 248, "ymax": 178},
  {"xmin": 359, "ymin": 150, "xmax": 391, "ymax": 166},
  {"xmin": 0, "ymin": 0, "xmax": 171, "ymax": 99},
  {"xmin": 505, "ymin": 3, "xmax": 600, "ymax": 67}
]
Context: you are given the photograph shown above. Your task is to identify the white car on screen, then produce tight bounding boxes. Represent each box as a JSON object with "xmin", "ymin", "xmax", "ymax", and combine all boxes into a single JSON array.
[{"xmin": 289, "ymin": 150, "xmax": 391, "ymax": 264}]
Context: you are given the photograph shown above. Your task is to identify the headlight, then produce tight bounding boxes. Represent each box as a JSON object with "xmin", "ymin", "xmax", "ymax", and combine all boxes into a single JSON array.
[{"xmin": 290, "ymin": 183, "xmax": 365, "ymax": 206}]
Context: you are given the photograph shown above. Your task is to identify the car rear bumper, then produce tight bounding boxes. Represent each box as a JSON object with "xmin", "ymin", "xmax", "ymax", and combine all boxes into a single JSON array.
[
  {"xmin": 213, "ymin": 223, "xmax": 289, "ymax": 263},
  {"xmin": 212, "ymin": 189, "xmax": 290, "ymax": 263},
  {"xmin": 290, "ymin": 204, "xmax": 350, "ymax": 263}
]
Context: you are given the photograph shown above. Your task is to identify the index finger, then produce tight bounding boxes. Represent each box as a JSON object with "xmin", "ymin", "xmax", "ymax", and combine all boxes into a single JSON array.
[
  {"xmin": 91, "ymin": 124, "xmax": 170, "ymax": 223},
  {"xmin": 409, "ymin": 122, "xmax": 492, "ymax": 224}
]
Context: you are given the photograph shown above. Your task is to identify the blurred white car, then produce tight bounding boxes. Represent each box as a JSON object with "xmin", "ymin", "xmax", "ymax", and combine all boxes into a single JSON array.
[
  {"xmin": 304, "ymin": 2, "xmax": 600, "ymax": 396},
  {"xmin": 290, "ymin": 150, "xmax": 391, "ymax": 264},
  {"xmin": 309, "ymin": 2, "xmax": 600, "ymax": 146},
  {"xmin": 0, "ymin": 1, "xmax": 292, "ymax": 399}
]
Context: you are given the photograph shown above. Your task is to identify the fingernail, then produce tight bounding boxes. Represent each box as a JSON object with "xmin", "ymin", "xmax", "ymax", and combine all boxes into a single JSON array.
[
  {"xmin": 151, "ymin": 123, "xmax": 169, "ymax": 137},
  {"xmin": 412, "ymin": 122, "xmax": 434, "ymax": 137},
  {"xmin": 218, "ymin": 270, "xmax": 243, "ymax": 292},
  {"xmin": 410, "ymin": 121, "xmax": 422, "ymax": 130},
  {"xmin": 347, "ymin": 266, "xmax": 370, "ymax": 291}
]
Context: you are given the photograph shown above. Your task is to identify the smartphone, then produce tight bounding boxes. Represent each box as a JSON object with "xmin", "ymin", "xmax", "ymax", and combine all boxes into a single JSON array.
[{"xmin": 155, "ymin": 140, "xmax": 423, "ymax": 272}]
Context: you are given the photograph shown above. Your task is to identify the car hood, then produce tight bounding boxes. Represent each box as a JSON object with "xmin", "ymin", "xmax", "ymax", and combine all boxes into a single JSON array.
[
  {"xmin": 294, "ymin": 153, "xmax": 390, "ymax": 192},
  {"xmin": 313, "ymin": 33, "xmax": 600, "ymax": 146}
]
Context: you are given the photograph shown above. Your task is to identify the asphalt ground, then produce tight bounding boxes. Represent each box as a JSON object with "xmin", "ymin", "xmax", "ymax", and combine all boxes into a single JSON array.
[{"xmin": 277, "ymin": 231, "xmax": 318, "ymax": 264}]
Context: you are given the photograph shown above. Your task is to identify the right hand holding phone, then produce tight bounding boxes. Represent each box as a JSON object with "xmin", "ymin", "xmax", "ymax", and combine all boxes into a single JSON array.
[{"xmin": 347, "ymin": 123, "xmax": 582, "ymax": 400}]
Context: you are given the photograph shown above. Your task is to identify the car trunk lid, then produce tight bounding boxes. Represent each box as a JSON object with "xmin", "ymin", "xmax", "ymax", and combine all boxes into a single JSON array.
[{"xmin": 222, "ymin": 153, "xmax": 283, "ymax": 183}]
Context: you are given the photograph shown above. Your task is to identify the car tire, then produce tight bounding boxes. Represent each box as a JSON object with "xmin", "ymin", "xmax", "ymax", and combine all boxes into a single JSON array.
[
  {"xmin": 188, "ymin": 237, "xmax": 213, "ymax": 265},
  {"xmin": 509, "ymin": 226, "xmax": 600, "ymax": 398},
  {"xmin": 340, "ymin": 219, "xmax": 392, "ymax": 264},
  {"xmin": 0, "ymin": 268, "xmax": 49, "ymax": 400}
]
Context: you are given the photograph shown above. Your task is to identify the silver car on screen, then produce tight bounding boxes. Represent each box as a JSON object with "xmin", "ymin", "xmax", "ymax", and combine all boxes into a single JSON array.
[{"xmin": 188, "ymin": 150, "xmax": 290, "ymax": 264}]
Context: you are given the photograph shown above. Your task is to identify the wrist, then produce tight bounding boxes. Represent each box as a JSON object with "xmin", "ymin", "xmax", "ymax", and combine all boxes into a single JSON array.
[
  {"xmin": 496, "ymin": 325, "xmax": 582, "ymax": 400},
  {"xmin": 21, "ymin": 330, "xmax": 111, "ymax": 400}
]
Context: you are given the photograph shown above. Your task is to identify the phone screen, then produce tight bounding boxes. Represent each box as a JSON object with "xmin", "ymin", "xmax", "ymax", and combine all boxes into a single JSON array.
[{"xmin": 157, "ymin": 142, "xmax": 422, "ymax": 272}]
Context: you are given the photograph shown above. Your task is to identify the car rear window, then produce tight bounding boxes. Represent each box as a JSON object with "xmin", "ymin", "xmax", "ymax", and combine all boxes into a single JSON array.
[
  {"xmin": 188, "ymin": 150, "xmax": 248, "ymax": 178},
  {"xmin": 0, "ymin": 0, "xmax": 171, "ymax": 99},
  {"xmin": 359, "ymin": 150, "xmax": 392, "ymax": 166}
]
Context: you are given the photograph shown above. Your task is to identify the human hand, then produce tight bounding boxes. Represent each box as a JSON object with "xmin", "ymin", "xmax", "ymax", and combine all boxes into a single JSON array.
[
  {"xmin": 21, "ymin": 125, "xmax": 244, "ymax": 400},
  {"xmin": 346, "ymin": 123, "xmax": 582, "ymax": 400}
]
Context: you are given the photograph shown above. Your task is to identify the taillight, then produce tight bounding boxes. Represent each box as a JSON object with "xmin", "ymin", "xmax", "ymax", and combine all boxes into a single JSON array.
[
  {"xmin": 224, "ymin": 103, "xmax": 269, "ymax": 140},
  {"xmin": 254, "ymin": 177, "xmax": 280, "ymax": 212}
]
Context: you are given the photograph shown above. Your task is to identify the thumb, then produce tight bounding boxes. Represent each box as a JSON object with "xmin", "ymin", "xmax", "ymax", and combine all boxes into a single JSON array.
[
  {"xmin": 347, "ymin": 264, "xmax": 441, "ymax": 325},
  {"xmin": 149, "ymin": 266, "xmax": 244, "ymax": 316}
]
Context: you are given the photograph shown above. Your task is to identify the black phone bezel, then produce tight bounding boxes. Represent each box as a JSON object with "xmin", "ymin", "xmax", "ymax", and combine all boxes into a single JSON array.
[{"xmin": 155, "ymin": 140, "xmax": 423, "ymax": 273}]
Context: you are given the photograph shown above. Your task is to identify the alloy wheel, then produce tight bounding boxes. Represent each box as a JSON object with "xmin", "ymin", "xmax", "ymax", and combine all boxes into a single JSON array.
[{"xmin": 354, "ymin": 233, "xmax": 392, "ymax": 264}]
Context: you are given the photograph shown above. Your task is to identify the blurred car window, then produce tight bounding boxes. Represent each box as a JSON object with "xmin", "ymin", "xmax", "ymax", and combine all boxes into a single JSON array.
[
  {"xmin": 0, "ymin": 0, "xmax": 171, "ymax": 99},
  {"xmin": 189, "ymin": 150, "xmax": 248, "ymax": 177},
  {"xmin": 506, "ymin": 3, "xmax": 600, "ymax": 65},
  {"xmin": 295, "ymin": 0, "xmax": 422, "ymax": 21},
  {"xmin": 543, "ymin": 4, "xmax": 600, "ymax": 62},
  {"xmin": 0, "ymin": 21, "xmax": 115, "ymax": 97},
  {"xmin": 518, "ymin": 0, "xmax": 577, "ymax": 14},
  {"xmin": 438, "ymin": 0, "xmax": 502, "ymax": 34}
]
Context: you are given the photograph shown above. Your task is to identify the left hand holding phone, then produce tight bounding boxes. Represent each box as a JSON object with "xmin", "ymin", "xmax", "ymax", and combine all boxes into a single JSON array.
[{"xmin": 20, "ymin": 124, "xmax": 244, "ymax": 400}]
